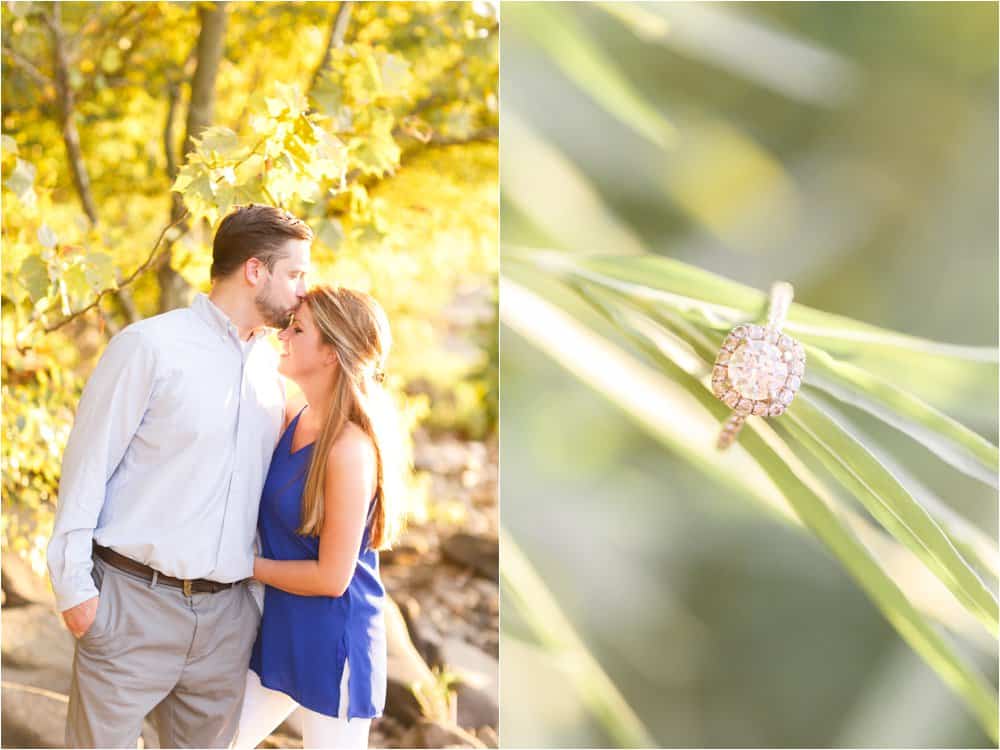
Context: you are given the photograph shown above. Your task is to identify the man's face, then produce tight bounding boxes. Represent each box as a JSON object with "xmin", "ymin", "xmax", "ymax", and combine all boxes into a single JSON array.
[{"xmin": 254, "ymin": 238, "xmax": 311, "ymax": 329}]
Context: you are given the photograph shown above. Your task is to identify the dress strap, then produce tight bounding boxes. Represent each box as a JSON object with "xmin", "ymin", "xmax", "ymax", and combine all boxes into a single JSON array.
[{"xmin": 278, "ymin": 404, "xmax": 310, "ymax": 450}]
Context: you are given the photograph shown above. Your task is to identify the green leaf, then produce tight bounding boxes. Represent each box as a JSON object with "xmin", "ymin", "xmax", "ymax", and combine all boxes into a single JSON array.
[
  {"xmin": 264, "ymin": 81, "xmax": 308, "ymax": 118},
  {"xmin": 61, "ymin": 263, "xmax": 91, "ymax": 307},
  {"xmin": 349, "ymin": 111, "xmax": 401, "ymax": 177},
  {"xmin": 508, "ymin": 3, "xmax": 674, "ymax": 149},
  {"xmin": 377, "ymin": 51, "xmax": 413, "ymax": 98},
  {"xmin": 84, "ymin": 252, "xmax": 117, "ymax": 292},
  {"xmin": 36, "ymin": 223, "xmax": 57, "ymax": 249},
  {"xmin": 197, "ymin": 127, "xmax": 240, "ymax": 156},
  {"xmin": 6, "ymin": 158, "xmax": 37, "ymax": 202},
  {"xmin": 314, "ymin": 217, "xmax": 344, "ymax": 250},
  {"xmin": 19, "ymin": 255, "xmax": 49, "ymax": 303}
]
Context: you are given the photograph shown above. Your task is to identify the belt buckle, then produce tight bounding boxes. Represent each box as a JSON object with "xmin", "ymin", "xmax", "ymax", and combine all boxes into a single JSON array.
[{"xmin": 182, "ymin": 579, "xmax": 193, "ymax": 597}]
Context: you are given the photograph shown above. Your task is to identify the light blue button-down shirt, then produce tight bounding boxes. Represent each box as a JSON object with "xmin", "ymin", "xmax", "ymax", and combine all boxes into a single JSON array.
[{"xmin": 46, "ymin": 293, "xmax": 285, "ymax": 612}]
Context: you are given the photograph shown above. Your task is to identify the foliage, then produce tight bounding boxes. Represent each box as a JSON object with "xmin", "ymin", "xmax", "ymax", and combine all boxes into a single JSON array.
[{"xmin": 1, "ymin": 2, "xmax": 497, "ymax": 573}]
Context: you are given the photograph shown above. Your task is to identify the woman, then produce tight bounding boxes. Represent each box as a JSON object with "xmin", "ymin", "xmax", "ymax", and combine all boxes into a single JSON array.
[{"xmin": 232, "ymin": 285, "xmax": 406, "ymax": 749}]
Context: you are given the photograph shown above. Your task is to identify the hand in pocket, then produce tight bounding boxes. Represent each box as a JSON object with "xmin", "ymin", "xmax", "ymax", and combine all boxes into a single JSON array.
[{"xmin": 62, "ymin": 595, "xmax": 100, "ymax": 639}]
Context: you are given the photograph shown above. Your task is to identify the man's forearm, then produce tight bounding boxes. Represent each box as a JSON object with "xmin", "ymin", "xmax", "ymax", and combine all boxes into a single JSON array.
[{"xmin": 47, "ymin": 526, "xmax": 100, "ymax": 612}]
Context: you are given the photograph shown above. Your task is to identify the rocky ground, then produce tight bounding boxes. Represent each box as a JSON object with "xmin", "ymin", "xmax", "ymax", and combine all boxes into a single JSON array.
[{"xmin": 1, "ymin": 431, "xmax": 498, "ymax": 749}]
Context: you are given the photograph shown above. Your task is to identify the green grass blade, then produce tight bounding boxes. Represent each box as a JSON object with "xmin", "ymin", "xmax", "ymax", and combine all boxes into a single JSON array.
[
  {"xmin": 508, "ymin": 245, "xmax": 997, "ymax": 441},
  {"xmin": 802, "ymin": 347, "xmax": 998, "ymax": 488},
  {"xmin": 506, "ymin": 4, "xmax": 675, "ymax": 149},
  {"xmin": 740, "ymin": 421, "xmax": 1000, "ymax": 744},
  {"xmin": 501, "ymin": 528, "xmax": 657, "ymax": 748},
  {"xmin": 782, "ymin": 394, "xmax": 999, "ymax": 636},
  {"xmin": 502, "ymin": 274, "xmax": 998, "ymax": 739},
  {"xmin": 623, "ymin": 298, "xmax": 1000, "ymax": 586}
]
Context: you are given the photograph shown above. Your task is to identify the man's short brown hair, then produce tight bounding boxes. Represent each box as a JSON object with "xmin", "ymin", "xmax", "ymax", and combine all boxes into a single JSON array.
[{"xmin": 211, "ymin": 204, "xmax": 313, "ymax": 280}]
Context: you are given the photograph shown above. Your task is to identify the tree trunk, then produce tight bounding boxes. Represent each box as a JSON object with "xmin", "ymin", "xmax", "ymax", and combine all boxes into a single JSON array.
[
  {"xmin": 159, "ymin": 1, "xmax": 229, "ymax": 313},
  {"xmin": 308, "ymin": 1, "xmax": 354, "ymax": 96},
  {"xmin": 46, "ymin": 4, "xmax": 98, "ymax": 225},
  {"xmin": 47, "ymin": 3, "xmax": 140, "ymax": 326}
]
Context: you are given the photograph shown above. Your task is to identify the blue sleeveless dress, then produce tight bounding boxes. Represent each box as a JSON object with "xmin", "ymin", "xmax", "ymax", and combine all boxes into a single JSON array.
[{"xmin": 249, "ymin": 409, "xmax": 387, "ymax": 719}]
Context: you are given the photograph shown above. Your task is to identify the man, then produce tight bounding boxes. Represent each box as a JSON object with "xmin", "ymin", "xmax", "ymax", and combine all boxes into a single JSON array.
[{"xmin": 46, "ymin": 204, "xmax": 312, "ymax": 748}]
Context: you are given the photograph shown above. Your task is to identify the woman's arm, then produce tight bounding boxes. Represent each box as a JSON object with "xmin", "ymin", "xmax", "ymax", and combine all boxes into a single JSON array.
[{"xmin": 253, "ymin": 425, "xmax": 376, "ymax": 597}]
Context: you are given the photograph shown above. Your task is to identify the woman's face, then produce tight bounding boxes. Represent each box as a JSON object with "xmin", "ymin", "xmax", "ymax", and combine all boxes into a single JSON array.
[{"xmin": 277, "ymin": 303, "xmax": 335, "ymax": 382}]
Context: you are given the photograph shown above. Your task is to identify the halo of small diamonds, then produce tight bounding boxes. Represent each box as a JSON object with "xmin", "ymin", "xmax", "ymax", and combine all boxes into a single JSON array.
[{"xmin": 711, "ymin": 325, "xmax": 806, "ymax": 416}]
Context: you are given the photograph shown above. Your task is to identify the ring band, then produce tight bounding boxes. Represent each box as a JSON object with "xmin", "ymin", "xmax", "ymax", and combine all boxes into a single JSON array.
[{"xmin": 711, "ymin": 282, "xmax": 806, "ymax": 450}]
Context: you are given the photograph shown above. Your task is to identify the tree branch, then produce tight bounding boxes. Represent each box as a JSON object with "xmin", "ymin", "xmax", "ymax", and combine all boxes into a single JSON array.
[
  {"xmin": 428, "ymin": 127, "xmax": 498, "ymax": 146},
  {"xmin": 2, "ymin": 43, "xmax": 53, "ymax": 89},
  {"xmin": 164, "ymin": 79, "xmax": 181, "ymax": 180},
  {"xmin": 39, "ymin": 210, "xmax": 190, "ymax": 336}
]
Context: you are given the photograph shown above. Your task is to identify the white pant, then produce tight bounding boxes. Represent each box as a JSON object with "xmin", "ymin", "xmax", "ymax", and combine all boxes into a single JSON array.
[{"xmin": 230, "ymin": 661, "xmax": 371, "ymax": 749}]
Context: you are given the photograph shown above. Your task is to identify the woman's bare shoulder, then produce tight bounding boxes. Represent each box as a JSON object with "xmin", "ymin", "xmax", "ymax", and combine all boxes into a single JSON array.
[{"xmin": 327, "ymin": 422, "xmax": 375, "ymax": 461}]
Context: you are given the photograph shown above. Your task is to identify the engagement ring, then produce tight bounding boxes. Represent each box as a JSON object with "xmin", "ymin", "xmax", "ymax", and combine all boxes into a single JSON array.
[{"xmin": 711, "ymin": 282, "xmax": 805, "ymax": 450}]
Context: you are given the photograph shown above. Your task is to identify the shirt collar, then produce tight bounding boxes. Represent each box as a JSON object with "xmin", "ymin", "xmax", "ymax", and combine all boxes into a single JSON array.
[{"xmin": 191, "ymin": 294, "xmax": 270, "ymax": 344}]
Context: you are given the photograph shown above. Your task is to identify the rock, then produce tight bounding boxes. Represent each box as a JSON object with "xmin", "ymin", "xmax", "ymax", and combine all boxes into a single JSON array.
[
  {"xmin": 2, "ymin": 664, "xmax": 72, "ymax": 698},
  {"xmin": 1, "ymin": 604, "xmax": 76, "ymax": 673},
  {"xmin": 1, "ymin": 680, "xmax": 68, "ymax": 748},
  {"xmin": 398, "ymin": 596, "xmax": 444, "ymax": 668},
  {"xmin": 1, "ymin": 551, "xmax": 54, "ymax": 607},
  {"xmin": 384, "ymin": 597, "xmax": 449, "ymax": 724},
  {"xmin": 401, "ymin": 719, "xmax": 486, "ymax": 749},
  {"xmin": 440, "ymin": 533, "xmax": 498, "ymax": 581},
  {"xmin": 476, "ymin": 726, "xmax": 499, "ymax": 748},
  {"xmin": 412, "ymin": 435, "xmax": 491, "ymax": 478},
  {"xmin": 276, "ymin": 708, "xmax": 303, "ymax": 740},
  {"xmin": 381, "ymin": 531, "xmax": 432, "ymax": 567},
  {"xmin": 440, "ymin": 637, "xmax": 498, "ymax": 730}
]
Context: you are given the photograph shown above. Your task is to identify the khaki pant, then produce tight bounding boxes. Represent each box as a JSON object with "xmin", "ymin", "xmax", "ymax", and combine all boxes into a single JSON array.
[{"xmin": 66, "ymin": 554, "xmax": 261, "ymax": 748}]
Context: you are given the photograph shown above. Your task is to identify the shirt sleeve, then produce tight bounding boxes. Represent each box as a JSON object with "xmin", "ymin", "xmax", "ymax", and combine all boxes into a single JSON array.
[{"xmin": 46, "ymin": 328, "xmax": 157, "ymax": 612}]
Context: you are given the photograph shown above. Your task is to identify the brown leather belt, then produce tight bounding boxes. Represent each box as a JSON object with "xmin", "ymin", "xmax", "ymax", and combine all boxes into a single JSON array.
[{"xmin": 93, "ymin": 543, "xmax": 238, "ymax": 596}]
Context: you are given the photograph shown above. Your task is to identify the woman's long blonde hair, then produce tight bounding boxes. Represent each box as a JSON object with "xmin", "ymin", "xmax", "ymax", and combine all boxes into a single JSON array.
[{"xmin": 297, "ymin": 285, "xmax": 406, "ymax": 550}]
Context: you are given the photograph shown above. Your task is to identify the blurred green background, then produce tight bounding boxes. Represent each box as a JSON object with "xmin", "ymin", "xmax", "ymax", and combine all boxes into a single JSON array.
[{"xmin": 499, "ymin": 2, "xmax": 998, "ymax": 747}]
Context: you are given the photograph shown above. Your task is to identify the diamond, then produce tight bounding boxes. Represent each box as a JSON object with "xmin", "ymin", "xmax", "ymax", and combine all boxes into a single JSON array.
[
  {"xmin": 727, "ymin": 340, "xmax": 790, "ymax": 401},
  {"xmin": 736, "ymin": 398, "xmax": 753, "ymax": 415},
  {"xmin": 717, "ymin": 349, "xmax": 732, "ymax": 364},
  {"xmin": 712, "ymin": 380, "xmax": 728, "ymax": 397},
  {"xmin": 768, "ymin": 403, "xmax": 785, "ymax": 417},
  {"xmin": 752, "ymin": 402, "xmax": 768, "ymax": 416},
  {"xmin": 778, "ymin": 388, "xmax": 795, "ymax": 405},
  {"xmin": 786, "ymin": 375, "xmax": 802, "ymax": 390},
  {"xmin": 723, "ymin": 389, "xmax": 741, "ymax": 408},
  {"xmin": 790, "ymin": 360, "xmax": 805, "ymax": 376},
  {"xmin": 748, "ymin": 325, "xmax": 765, "ymax": 339},
  {"xmin": 712, "ymin": 365, "xmax": 728, "ymax": 380}
]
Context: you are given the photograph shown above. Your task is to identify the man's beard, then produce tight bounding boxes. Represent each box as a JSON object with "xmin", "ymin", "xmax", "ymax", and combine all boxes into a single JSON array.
[{"xmin": 255, "ymin": 283, "xmax": 295, "ymax": 329}]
